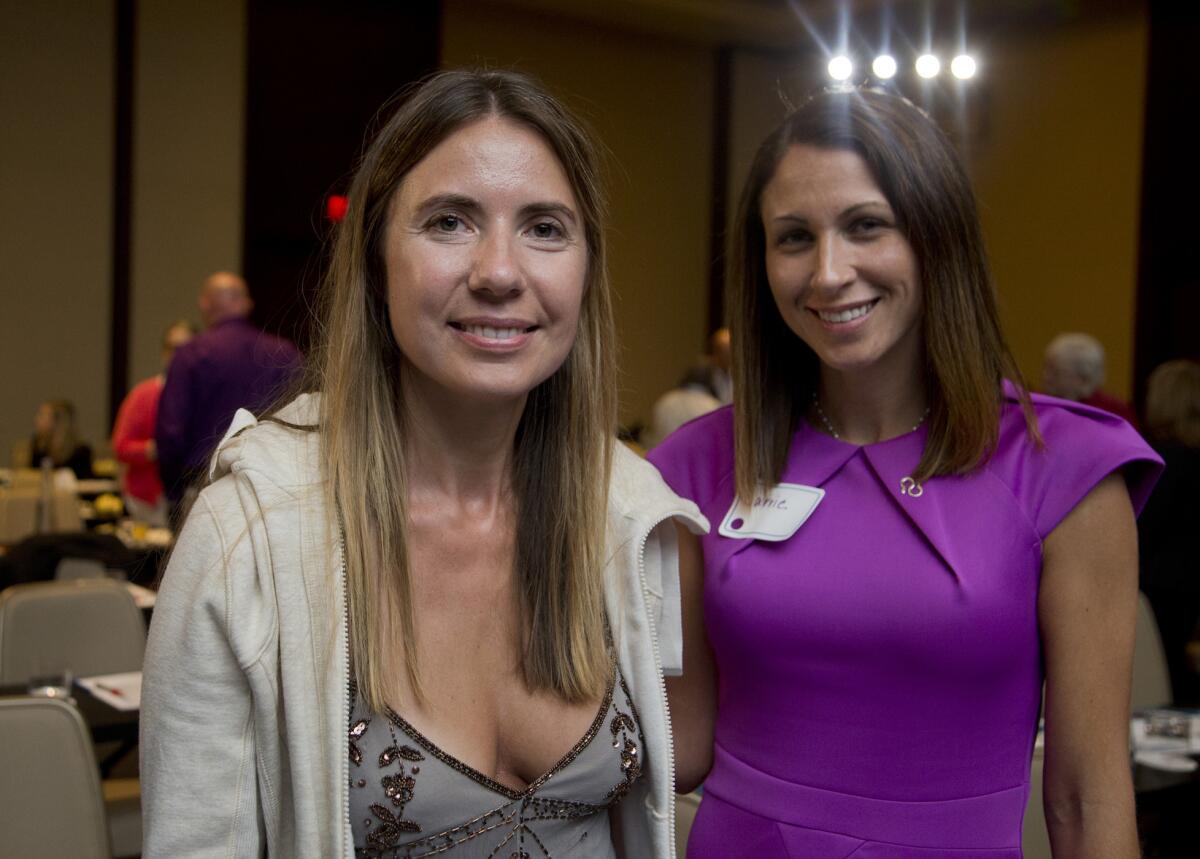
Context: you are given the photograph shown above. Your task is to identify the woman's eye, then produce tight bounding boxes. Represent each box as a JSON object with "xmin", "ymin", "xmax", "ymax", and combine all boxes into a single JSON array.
[
  {"xmin": 777, "ymin": 230, "xmax": 811, "ymax": 247},
  {"xmin": 849, "ymin": 218, "xmax": 886, "ymax": 235},
  {"xmin": 432, "ymin": 213, "xmax": 463, "ymax": 232},
  {"xmin": 530, "ymin": 221, "xmax": 563, "ymax": 240}
]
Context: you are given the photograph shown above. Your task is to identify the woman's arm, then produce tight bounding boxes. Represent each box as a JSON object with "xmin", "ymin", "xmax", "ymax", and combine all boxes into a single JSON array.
[
  {"xmin": 1038, "ymin": 473, "xmax": 1140, "ymax": 858},
  {"xmin": 668, "ymin": 522, "xmax": 717, "ymax": 793},
  {"xmin": 141, "ymin": 492, "xmax": 264, "ymax": 857}
]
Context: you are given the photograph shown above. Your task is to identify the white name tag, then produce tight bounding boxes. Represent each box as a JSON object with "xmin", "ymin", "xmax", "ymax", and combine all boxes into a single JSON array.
[{"xmin": 718, "ymin": 483, "xmax": 825, "ymax": 541}]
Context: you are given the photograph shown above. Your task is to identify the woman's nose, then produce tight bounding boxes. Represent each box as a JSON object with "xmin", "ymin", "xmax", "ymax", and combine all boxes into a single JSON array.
[
  {"xmin": 468, "ymin": 231, "xmax": 522, "ymax": 296},
  {"xmin": 810, "ymin": 235, "xmax": 854, "ymax": 292}
]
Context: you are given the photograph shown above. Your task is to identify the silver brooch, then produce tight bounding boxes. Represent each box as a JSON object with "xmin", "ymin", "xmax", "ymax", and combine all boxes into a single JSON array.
[{"xmin": 899, "ymin": 476, "xmax": 923, "ymax": 497}]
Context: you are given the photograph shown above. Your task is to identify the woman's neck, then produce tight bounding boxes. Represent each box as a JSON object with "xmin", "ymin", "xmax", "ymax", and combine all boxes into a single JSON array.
[
  {"xmin": 814, "ymin": 361, "xmax": 928, "ymax": 445},
  {"xmin": 401, "ymin": 377, "xmax": 526, "ymax": 507}
]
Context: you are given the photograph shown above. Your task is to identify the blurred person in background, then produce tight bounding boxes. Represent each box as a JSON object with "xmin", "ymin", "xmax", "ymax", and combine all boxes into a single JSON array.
[
  {"xmin": 1043, "ymin": 332, "xmax": 1138, "ymax": 426},
  {"xmin": 652, "ymin": 89, "xmax": 1159, "ymax": 858},
  {"xmin": 644, "ymin": 364, "xmax": 722, "ymax": 448},
  {"xmin": 642, "ymin": 328, "xmax": 733, "ymax": 449},
  {"xmin": 25, "ymin": 399, "xmax": 92, "ymax": 478},
  {"xmin": 110, "ymin": 319, "xmax": 197, "ymax": 525},
  {"xmin": 1138, "ymin": 359, "xmax": 1200, "ymax": 705},
  {"xmin": 141, "ymin": 70, "xmax": 703, "ymax": 858},
  {"xmin": 155, "ymin": 270, "xmax": 303, "ymax": 507}
]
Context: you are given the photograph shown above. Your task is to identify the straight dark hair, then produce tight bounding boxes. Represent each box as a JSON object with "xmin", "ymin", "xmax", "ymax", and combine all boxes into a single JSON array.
[{"xmin": 729, "ymin": 88, "xmax": 1038, "ymax": 502}]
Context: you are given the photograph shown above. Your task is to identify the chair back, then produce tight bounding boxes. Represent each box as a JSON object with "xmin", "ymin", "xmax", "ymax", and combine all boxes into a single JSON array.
[
  {"xmin": 1132, "ymin": 591, "xmax": 1172, "ymax": 710},
  {"xmin": 0, "ymin": 696, "xmax": 111, "ymax": 858},
  {"xmin": 0, "ymin": 579, "xmax": 145, "ymax": 685},
  {"xmin": 57, "ymin": 557, "xmax": 110, "ymax": 581},
  {"xmin": 56, "ymin": 554, "xmax": 110, "ymax": 580},
  {"xmin": 1021, "ymin": 743, "xmax": 1051, "ymax": 859},
  {"xmin": 675, "ymin": 791, "xmax": 702, "ymax": 858}
]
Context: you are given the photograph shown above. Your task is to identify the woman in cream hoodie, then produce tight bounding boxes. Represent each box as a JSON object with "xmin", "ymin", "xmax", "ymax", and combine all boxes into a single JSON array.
[{"xmin": 141, "ymin": 70, "xmax": 705, "ymax": 858}]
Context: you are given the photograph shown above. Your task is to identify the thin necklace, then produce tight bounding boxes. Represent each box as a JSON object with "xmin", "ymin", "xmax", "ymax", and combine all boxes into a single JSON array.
[{"xmin": 811, "ymin": 393, "xmax": 930, "ymax": 441}]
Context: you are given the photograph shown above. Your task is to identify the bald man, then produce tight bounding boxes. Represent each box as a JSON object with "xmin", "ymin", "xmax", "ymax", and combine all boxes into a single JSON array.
[
  {"xmin": 156, "ymin": 272, "xmax": 303, "ymax": 503},
  {"xmin": 1042, "ymin": 332, "xmax": 1137, "ymax": 426}
]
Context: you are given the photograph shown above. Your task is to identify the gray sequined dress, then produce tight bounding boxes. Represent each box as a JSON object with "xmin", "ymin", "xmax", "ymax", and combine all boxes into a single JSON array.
[{"xmin": 347, "ymin": 666, "xmax": 645, "ymax": 858}]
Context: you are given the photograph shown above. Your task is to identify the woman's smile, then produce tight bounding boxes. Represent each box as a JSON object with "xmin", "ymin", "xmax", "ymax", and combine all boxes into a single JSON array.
[
  {"xmin": 808, "ymin": 297, "xmax": 881, "ymax": 329},
  {"xmin": 448, "ymin": 317, "xmax": 539, "ymax": 350}
]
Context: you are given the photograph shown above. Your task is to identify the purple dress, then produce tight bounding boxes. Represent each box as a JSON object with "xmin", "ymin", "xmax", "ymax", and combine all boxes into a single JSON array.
[{"xmin": 648, "ymin": 389, "xmax": 1161, "ymax": 858}]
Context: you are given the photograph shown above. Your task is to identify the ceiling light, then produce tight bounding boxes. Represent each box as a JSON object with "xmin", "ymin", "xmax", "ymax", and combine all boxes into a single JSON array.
[
  {"xmin": 872, "ymin": 55, "xmax": 897, "ymax": 79},
  {"xmin": 828, "ymin": 55, "xmax": 853, "ymax": 81},
  {"xmin": 915, "ymin": 54, "xmax": 941, "ymax": 79},
  {"xmin": 950, "ymin": 54, "xmax": 977, "ymax": 80}
]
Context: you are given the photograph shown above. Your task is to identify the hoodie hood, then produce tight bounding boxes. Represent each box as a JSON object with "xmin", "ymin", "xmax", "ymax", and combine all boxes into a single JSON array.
[{"xmin": 208, "ymin": 393, "xmax": 708, "ymax": 536}]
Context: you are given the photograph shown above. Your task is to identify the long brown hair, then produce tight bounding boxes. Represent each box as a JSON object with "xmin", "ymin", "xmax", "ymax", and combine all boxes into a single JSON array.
[
  {"xmin": 311, "ymin": 70, "xmax": 617, "ymax": 710},
  {"xmin": 34, "ymin": 400, "xmax": 80, "ymax": 466},
  {"xmin": 729, "ymin": 88, "xmax": 1038, "ymax": 501}
]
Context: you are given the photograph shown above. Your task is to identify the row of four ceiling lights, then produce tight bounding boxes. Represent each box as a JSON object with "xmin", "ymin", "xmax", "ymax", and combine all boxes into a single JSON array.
[{"xmin": 827, "ymin": 53, "xmax": 978, "ymax": 81}]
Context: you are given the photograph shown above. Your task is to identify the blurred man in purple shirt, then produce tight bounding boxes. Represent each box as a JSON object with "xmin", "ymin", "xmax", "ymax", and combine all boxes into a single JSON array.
[{"xmin": 156, "ymin": 271, "xmax": 303, "ymax": 503}]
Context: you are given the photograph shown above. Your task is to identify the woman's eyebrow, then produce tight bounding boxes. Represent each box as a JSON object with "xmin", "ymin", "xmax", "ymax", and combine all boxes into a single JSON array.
[
  {"xmin": 770, "ymin": 200, "xmax": 890, "ymax": 224},
  {"xmin": 412, "ymin": 192, "xmax": 480, "ymax": 217},
  {"xmin": 410, "ymin": 194, "xmax": 577, "ymax": 226},
  {"xmin": 839, "ymin": 201, "xmax": 890, "ymax": 217},
  {"xmin": 519, "ymin": 202, "xmax": 578, "ymax": 225}
]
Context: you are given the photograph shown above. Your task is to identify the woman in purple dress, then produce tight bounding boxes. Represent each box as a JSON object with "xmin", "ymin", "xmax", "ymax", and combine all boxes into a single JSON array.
[{"xmin": 649, "ymin": 89, "xmax": 1161, "ymax": 858}]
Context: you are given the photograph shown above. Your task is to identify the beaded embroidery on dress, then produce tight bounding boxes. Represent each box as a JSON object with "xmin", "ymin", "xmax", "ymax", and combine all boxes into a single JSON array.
[{"xmin": 348, "ymin": 664, "xmax": 644, "ymax": 858}]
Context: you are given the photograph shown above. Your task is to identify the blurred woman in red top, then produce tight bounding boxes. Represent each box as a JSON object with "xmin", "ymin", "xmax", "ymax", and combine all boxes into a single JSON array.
[{"xmin": 111, "ymin": 319, "xmax": 196, "ymax": 524}]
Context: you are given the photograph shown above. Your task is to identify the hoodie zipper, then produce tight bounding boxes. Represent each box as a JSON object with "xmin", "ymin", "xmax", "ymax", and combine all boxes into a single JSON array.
[
  {"xmin": 337, "ymin": 520, "xmax": 352, "ymax": 858},
  {"xmin": 635, "ymin": 508, "xmax": 699, "ymax": 859}
]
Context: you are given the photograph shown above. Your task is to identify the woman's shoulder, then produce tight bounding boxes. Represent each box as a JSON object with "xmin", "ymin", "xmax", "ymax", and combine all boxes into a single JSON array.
[
  {"xmin": 609, "ymin": 442, "xmax": 707, "ymax": 532},
  {"xmin": 997, "ymin": 386, "xmax": 1152, "ymax": 467},
  {"xmin": 989, "ymin": 385, "xmax": 1162, "ymax": 537},
  {"xmin": 645, "ymin": 405, "xmax": 734, "ymax": 508},
  {"xmin": 208, "ymin": 393, "xmax": 322, "ymax": 492}
]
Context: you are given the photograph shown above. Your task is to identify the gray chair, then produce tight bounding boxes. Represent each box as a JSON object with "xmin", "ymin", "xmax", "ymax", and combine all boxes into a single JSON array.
[
  {"xmin": 0, "ymin": 578, "xmax": 145, "ymax": 685},
  {"xmin": 1132, "ymin": 591, "xmax": 1172, "ymax": 711},
  {"xmin": 56, "ymin": 556, "xmax": 110, "ymax": 581},
  {"xmin": 0, "ymin": 579, "xmax": 145, "ymax": 857},
  {"xmin": 0, "ymin": 695, "xmax": 112, "ymax": 858}
]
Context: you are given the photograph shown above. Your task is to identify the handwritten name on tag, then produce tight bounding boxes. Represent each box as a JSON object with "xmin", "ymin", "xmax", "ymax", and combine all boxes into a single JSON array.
[{"xmin": 718, "ymin": 483, "xmax": 825, "ymax": 541}]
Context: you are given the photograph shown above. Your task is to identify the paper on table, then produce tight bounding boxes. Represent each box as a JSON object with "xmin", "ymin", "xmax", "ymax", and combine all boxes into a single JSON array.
[
  {"xmin": 77, "ymin": 671, "xmax": 141, "ymax": 711},
  {"xmin": 1131, "ymin": 713, "xmax": 1200, "ymax": 754}
]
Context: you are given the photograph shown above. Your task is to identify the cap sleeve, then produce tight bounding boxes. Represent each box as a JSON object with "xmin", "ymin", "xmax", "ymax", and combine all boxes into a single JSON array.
[
  {"xmin": 1002, "ymin": 394, "xmax": 1163, "ymax": 539},
  {"xmin": 646, "ymin": 406, "xmax": 735, "ymax": 511}
]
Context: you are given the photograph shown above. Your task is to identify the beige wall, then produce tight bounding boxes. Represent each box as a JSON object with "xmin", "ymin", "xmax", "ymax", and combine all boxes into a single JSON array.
[
  {"xmin": 969, "ymin": 12, "xmax": 1147, "ymax": 400},
  {"xmin": 726, "ymin": 17, "xmax": 1148, "ymax": 402},
  {"xmin": 0, "ymin": 3, "xmax": 1150, "ymax": 462},
  {"xmin": 0, "ymin": 0, "xmax": 246, "ymax": 460},
  {"xmin": 727, "ymin": 51, "xmax": 814, "ymax": 230},
  {"xmin": 0, "ymin": 0, "xmax": 115, "ymax": 456},
  {"xmin": 442, "ymin": 0, "xmax": 716, "ymax": 428},
  {"xmin": 130, "ymin": 0, "xmax": 246, "ymax": 387}
]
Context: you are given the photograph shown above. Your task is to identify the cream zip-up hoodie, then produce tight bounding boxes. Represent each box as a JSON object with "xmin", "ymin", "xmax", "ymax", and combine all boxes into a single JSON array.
[{"xmin": 141, "ymin": 394, "xmax": 707, "ymax": 858}]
